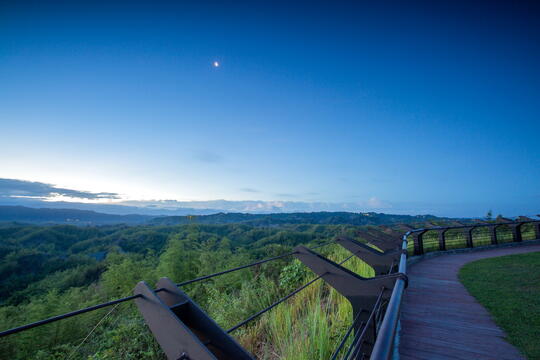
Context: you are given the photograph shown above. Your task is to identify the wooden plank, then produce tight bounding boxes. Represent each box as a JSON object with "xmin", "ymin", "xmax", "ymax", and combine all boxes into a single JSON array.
[{"xmin": 399, "ymin": 244, "xmax": 540, "ymax": 359}]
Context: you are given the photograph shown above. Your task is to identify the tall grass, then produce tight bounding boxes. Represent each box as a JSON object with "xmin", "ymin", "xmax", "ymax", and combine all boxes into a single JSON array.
[
  {"xmin": 238, "ymin": 224, "xmax": 537, "ymax": 358},
  {"xmin": 233, "ymin": 245, "xmax": 374, "ymax": 359}
]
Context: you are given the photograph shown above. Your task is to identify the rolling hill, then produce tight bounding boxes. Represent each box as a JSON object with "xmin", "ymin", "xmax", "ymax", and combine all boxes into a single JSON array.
[
  {"xmin": 0, "ymin": 206, "xmax": 151, "ymax": 224},
  {"xmin": 149, "ymin": 211, "xmax": 456, "ymax": 226}
]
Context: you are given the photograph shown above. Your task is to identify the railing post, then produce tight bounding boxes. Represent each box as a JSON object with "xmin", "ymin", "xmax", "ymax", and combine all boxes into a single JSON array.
[
  {"xmin": 370, "ymin": 219, "xmax": 534, "ymax": 360},
  {"xmin": 336, "ymin": 237, "xmax": 400, "ymax": 275},
  {"xmin": 489, "ymin": 225, "xmax": 498, "ymax": 245},
  {"xmin": 412, "ymin": 231, "xmax": 425, "ymax": 255},
  {"xmin": 294, "ymin": 246, "xmax": 399, "ymax": 357},
  {"xmin": 134, "ymin": 278, "xmax": 254, "ymax": 360},
  {"xmin": 356, "ymin": 231, "xmax": 402, "ymax": 252},
  {"xmin": 465, "ymin": 227, "xmax": 474, "ymax": 248},
  {"xmin": 437, "ymin": 229, "xmax": 447, "ymax": 251},
  {"xmin": 512, "ymin": 223, "xmax": 523, "ymax": 242}
]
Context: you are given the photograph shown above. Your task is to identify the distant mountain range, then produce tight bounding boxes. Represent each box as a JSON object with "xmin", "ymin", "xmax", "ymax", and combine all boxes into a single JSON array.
[
  {"xmin": 2, "ymin": 178, "xmax": 536, "ymax": 218},
  {"xmin": 0, "ymin": 179, "xmax": 418, "ymax": 216},
  {"xmin": 0, "ymin": 206, "xmax": 151, "ymax": 224},
  {"xmin": 149, "ymin": 211, "xmax": 455, "ymax": 226},
  {"xmin": 0, "ymin": 205, "xmax": 461, "ymax": 226},
  {"xmin": 0, "ymin": 196, "xmax": 221, "ymax": 216}
]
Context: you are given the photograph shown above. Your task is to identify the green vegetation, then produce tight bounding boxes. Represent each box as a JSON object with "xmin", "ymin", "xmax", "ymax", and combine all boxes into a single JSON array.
[
  {"xmin": 459, "ymin": 252, "xmax": 540, "ymax": 359},
  {"xmin": 0, "ymin": 221, "xmax": 387, "ymax": 359},
  {"xmin": 150, "ymin": 211, "xmax": 450, "ymax": 226},
  {"xmin": 0, "ymin": 205, "xmax": 151, "ymax": 224},
  {"xmin": 0, "ymin": 206, "xmax": 456, "ymax": 226},
  {"xmin": 3, "ymin": 215, "xmax": 523, "ymax": 359}
]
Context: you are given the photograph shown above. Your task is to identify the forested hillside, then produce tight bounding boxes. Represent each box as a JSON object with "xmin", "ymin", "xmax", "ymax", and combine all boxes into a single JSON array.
[
  {"xmin": 0, "ymin": 206, "xmax": 456, "ymax": 227},
  {"xmin": 0, "ymin": 206, "xmax": 151, "ymax": 225},
  {"xmin": 149, "ymin": 211, "xmax": 453, "ymax": 226},
  {"xmin": 0, "ymin": 219, "xmax": 448, "ymax": 359}
]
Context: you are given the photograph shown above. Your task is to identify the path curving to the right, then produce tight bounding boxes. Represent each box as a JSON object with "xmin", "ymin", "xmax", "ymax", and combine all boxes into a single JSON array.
[{"xmin": 399, "ymin": 243, "xmax": 540, "ymax": 360}]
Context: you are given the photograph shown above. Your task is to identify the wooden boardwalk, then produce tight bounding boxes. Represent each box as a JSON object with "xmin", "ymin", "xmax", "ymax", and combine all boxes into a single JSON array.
[{"xmin": 399, "ymin": 244, "xmax": 540, "ymax": 360}]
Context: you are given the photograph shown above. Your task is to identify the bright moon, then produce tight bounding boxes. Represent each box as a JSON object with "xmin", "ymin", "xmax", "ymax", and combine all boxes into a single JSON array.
[{"xmin": 213, "ymin": 61, "xmax": 220, "ymax": 67}]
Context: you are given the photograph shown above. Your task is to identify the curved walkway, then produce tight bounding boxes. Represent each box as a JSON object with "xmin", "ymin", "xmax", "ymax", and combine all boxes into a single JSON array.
[{"xmin": 399, "ymin": 243, "xmax": 540, "ymax": 360}]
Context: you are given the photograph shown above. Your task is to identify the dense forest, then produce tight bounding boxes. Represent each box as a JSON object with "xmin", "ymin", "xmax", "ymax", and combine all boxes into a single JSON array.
[
  {"xmin": 0, "ymin": 216, "xmax": 452, "ymax": 359},
  {"xmin": 0, "ymin": 206, "xmax": 457, "ymax": 226},
  {"xmin": 149, "ymin": 211, "xmax": 452, "ymax": 226},
  {"xmin": 0, "ymin": 206, "xmax": 152, "ymax": 225}
]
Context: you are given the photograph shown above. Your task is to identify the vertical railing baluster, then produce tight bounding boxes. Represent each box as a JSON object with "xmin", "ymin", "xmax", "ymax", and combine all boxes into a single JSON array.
[
  {"xmin": 465, "ymin": 227, "xmax": 474, "ymax": 248},
  {"xmin": 438, "ymin": 229, "xmax": 446, "ymax": 251},
  {"xmin": 512, "ymin": 223, "xmax": 523, "ymax": 242},
  {"xmin": 413, "ymin": 232, "xmax": 424, "ymax": 255},
  {"xmin": 490, "ymin": 225, "xmax": 498, "ymax": 245}
]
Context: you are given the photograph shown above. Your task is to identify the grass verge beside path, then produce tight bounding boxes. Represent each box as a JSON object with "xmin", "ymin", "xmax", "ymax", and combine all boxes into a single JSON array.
[{"xmin": 459, "ymin": 251, "xmax": 540, "ymax": 360}]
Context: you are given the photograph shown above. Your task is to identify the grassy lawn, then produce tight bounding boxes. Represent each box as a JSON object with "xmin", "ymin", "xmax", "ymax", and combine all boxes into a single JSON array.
[{"xmin": 459, "ymin": 251, "xmax": 540, "ymax": 359}]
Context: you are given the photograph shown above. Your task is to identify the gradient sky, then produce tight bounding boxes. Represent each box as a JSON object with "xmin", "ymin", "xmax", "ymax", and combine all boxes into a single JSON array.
[{"xmin": 1, "ymin": 1, "xmax": 539, "ymax": 217}]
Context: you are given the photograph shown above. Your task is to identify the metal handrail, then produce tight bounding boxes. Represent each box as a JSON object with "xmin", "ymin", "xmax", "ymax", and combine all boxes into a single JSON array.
[
  {"xmin": 2, "ymin": 218, "xmax": 537, "ymax": 359},
  {"xmin": 227, "ymin": 253, "xmax": 355, "ymax": 333},
  {"xmin": 409, "ymin": 218, "xmax": 539, "ymax": 233},
  {"xmin": 0, "ymin": 240, "xmax": 334, "ymax": 338},
  {"xmin": 342, "ymin": 287, "xmax": 386, "ymax": 360},
  {"xmin": 369, "ymin": 231, "xmax": 410, "ymax": 359},
  {"xmin": 370, "ymin": 218, "xmax": 540, "ymax": 360},
  {"xmin": 0, "ymin": 294, "xmax": 141, "ymax": 337}
]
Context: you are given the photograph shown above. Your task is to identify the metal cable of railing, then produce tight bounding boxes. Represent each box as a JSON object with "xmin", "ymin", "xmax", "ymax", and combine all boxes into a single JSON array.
[
  {"xmin": 66, "ymin": 303, "xmax": 120, "ymax": 360},
  {"xmin": 176, "ymin": 240, "xmax": 332, "ymax": 287},
  {"xmin": 0, "ymin": 294, "xmax": 140, "ymax": 337},
  {"xmin": 0, "ymin": 240, "xmax": 335, "ymax": 338},
  {"xmin": 227, "ymin": 253, "xmax": 356, "ymax": 333},
  {"xmin": 2, "ymin": 219, "xmax": 537, "ymax": 359},
  {"xmin": 370, "ymin": 219, "xmax": 540, "ymax": 359},
  {"xmin": 330, "ymin": 286, "xmax": 385, "ymax": 360},
  {"xmin": 341, "ymin": 288, "xmax": 385, "ymax": 360},
  {"xmin": 329, "ymin": 312, "xmax": 364, "ymax": 360}
]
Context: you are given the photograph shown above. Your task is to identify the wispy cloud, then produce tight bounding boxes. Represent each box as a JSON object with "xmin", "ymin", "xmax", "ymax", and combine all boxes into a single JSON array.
[
  {"xmin": 0, "ymin": 178, "xmax": 120, "ymax": 200},
  {"xmin": 193, "ymin": 151, "xmax": 224, "ymax": 164},
  {"xmin": 0, "ymin": 178, "xmax": 406, "ymax": 215},
  {"xmin": 366, "ymin": 196, "xmax": 391, "ymax": 208},
  {"xmin": 275, "ymin": 193, "xmax": 298, "ymax": 198},
  {"xmin": 240, "ymin": 187, "xmax": 261, "ymax": 193}
]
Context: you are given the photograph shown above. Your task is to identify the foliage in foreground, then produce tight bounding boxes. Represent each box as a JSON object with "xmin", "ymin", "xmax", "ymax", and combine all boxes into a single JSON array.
[
  {"xmin": 0, "ymin": 222, "xmax": 375, "ymax": 359},
  {"xmin": 459, "ymin": 251, "xmax": 540, "ymax": 360}
]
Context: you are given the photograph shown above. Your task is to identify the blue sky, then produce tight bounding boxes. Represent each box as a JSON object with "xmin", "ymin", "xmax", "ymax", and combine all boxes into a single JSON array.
[{"xmin": 1, "ymin": 1, "xmax": 539, "ymax": 217}]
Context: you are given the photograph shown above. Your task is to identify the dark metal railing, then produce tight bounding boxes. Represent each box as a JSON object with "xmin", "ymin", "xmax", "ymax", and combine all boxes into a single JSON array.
[
  {"xmin": 0, "ymin": 294, "xmax": 141, "ymax": 337},
  {"xmin": 2, "ymin": 217, "xmax": 538, "ymax": 360},
  {"xmin": 369, "ymin": 217, "xmax": 540, "ymax": 360},
  {"xmin": 339, "ymin": 287, "xmax": 386, "ymax": 360},
  {"xmin": 370, "ymin": 231, "xmax": 412, "ymax": 359},
  {"xmin": 227, "ymin": 253, "xmax": 355, "ymax": 334},
  {"xmin": 0, "ymin": 240, "xmax": 334, "ymax": 338}
]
